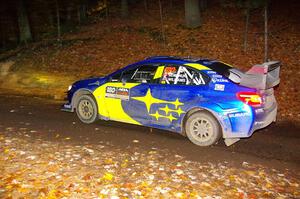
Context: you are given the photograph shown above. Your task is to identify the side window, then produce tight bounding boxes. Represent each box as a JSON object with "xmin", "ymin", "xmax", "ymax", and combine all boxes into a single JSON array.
[
  {"xmin": 161, "ymin": 66, "xmax": 178, "ymax": 85},
  {"xmin": 121, "ymin": 67, "xmax": 138, "ymax": 82},
  {"xmin": 121, "ymin": 65, "xmax": 158, "ymax": 83},
  {"xmin": 161, "ymin": 65, "xmax": 208, "ymax": 85},
  {"xmin": 110, "ymin": 71, "xmax": 122, "ymax": 82}
]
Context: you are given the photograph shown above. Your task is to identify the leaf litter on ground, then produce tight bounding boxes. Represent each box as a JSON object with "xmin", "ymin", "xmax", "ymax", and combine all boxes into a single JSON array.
[{"xmin": 0, "ymin": 127, "xmax": 299, "ymax": 199}]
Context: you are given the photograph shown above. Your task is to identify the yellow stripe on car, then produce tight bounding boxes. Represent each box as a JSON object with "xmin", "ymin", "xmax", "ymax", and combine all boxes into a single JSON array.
[
  {"xmin": 185, "ymin": 63, "xmax": 210, "ymax": 70},
  {"xmin": 153, "ymin": 65, "xmax": 164, "ymax": 79},
  {"xmin": 219, "ymin": 61, "xmax": 233, "ymax": 67},
  {"xmin": 93, "ymin": 82, "xmax": 141, "ymax": 125}
]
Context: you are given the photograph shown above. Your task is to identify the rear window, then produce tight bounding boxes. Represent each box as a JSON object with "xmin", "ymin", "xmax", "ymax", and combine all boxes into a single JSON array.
[{"xmin": 205, "ymin": 62, "xmax": 232, "ymax": 77}]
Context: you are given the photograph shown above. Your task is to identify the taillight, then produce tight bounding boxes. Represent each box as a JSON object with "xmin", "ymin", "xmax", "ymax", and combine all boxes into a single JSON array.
[{"xmin": 236, "ymin": 92, "xmax": 262, "ymax": 106}]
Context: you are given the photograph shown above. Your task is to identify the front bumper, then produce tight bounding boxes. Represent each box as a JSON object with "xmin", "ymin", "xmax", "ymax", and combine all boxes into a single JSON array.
[{"xmin": 61, "ymin": 103, "xmax": 73, "ymax": 112}]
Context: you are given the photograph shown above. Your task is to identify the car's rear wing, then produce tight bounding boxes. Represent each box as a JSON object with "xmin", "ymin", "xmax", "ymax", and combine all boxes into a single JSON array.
[{"xmin": 228, "ymin": 61, "xmax": 281, "ymax": 90}]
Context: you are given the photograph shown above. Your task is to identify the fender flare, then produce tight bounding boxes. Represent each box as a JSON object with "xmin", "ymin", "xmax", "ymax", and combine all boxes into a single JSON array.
[
  {"xmin": 181, "ymin": 106, "xmax": 226, "ymax": 138},
  {"xmin": 71, "ymin": 88, "xmax": 95, "ymax": 111}
]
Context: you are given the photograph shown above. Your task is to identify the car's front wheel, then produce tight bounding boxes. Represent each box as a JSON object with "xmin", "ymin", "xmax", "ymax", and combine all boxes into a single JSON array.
[
  {"xmin": 185, "ymin": 111, "xmax": 221, "ymax": 146},
  {"xmin": 76, "ymin": 95, "xmax": 98, "ymax": 124}
]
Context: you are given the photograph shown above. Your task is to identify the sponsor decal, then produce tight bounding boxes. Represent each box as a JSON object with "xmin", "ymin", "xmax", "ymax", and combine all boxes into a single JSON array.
[
  {"xmin": 254, "ymin": 121, "xmax": 265, "ymax": 125},
  {"xmin": 132, "ymin": 89, "xmax": 185, "ymax": 122},
  {"xmin": 105, "ymin": 86, "xmax": 130, "ymax": 101},
  {"xmin": 64, "ymin": 104, "xmax": 72, "ymax": 109},
  {"xmin": 207, "ymin": 71, "xmax": 217, "ymax": 74},
  {"xmin": 255, "ymin": 108, "xmax": 264, "ymax": 113},
  {"xmin": 212, "ymin": 78, "xmax": 229, "ymax": 83},
  {"xmin": 212, "ymin": 74, "xmax": 223, "ymax": 78},
  {"xmin": 228, "ymin": 112, "xmax": 251, "ymax": 118},
  {"xmin": 214, "ymin": 84, "xmax": 225, "ymax": 91}
]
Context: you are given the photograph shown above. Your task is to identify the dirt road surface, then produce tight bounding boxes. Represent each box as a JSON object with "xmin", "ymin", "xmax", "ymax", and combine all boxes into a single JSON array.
[{"xmin": 0, "ymin": 93, "xmax": 299, "ymax": 198}]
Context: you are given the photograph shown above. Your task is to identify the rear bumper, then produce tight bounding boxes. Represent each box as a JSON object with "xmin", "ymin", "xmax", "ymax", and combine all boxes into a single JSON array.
[
  {"xmin": 225, "ymin": 102, "xmax": 277, "ymax": 137},
  {"xmin": 222, "ymin": 101, "xmax": 277, "ymax": 146},
  {"xmin": 251, "ymin": 102, "xmax": 277, "ymax": 133}
]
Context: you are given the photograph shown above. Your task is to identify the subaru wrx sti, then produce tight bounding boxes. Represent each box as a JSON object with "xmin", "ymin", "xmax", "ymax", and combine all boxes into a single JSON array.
[{"xmin": 62, "ymin": 56, "xmax": 280, "ymax": 146}]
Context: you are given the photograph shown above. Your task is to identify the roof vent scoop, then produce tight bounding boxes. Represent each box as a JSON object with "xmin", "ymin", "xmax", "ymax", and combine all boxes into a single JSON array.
[{"xmin": 228, "ymin": 68, "xmax": 243, "ymax": 84}]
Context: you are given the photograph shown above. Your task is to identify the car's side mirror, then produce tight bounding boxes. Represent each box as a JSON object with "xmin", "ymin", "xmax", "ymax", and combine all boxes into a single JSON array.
[{"xmin": 121, "ymin": 77, "xmax": 127, "ymax": 86}]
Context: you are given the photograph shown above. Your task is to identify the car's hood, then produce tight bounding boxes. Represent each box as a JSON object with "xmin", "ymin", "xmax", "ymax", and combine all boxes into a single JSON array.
[{"xmin": 73, "ymin": 76, "xmax": 108, "ymax": 90}]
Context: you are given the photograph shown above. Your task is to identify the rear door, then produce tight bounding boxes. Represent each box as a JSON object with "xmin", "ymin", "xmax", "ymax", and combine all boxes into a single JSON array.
[{"xmin": 149, "ymin": 64, "xmax": 210, "ymax": 131}]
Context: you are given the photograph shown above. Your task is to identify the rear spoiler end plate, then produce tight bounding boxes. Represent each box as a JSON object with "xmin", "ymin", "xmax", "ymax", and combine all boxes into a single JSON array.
[{"xmin": 229, "ymin": 61, "xmax": 281, "ymax": 90}]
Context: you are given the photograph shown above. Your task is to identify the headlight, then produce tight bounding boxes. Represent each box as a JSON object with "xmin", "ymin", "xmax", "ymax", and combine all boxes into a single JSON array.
[{"xmin": 68, "ymin": 85, "xmax": 72, "ymax": 91}]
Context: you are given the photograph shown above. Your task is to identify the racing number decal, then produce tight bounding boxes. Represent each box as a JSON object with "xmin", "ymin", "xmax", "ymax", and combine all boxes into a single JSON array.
[
  {"xmin": 105, "ymin": 86, "xmax": 130, "ymax": 101},
  {"xmin": 93, "ymin": 82, "xmax": 140, "ymax": 125}
]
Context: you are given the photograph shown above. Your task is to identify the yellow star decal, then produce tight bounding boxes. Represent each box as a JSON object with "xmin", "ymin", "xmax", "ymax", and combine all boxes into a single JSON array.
[
  {"xmin": 160, "ymin": 105, "xmax": 171, "ymax": 115},
  {"xmin": 132, "ymin": 89, "xmax": 184, "ymax": 122},
  {"xmin": 173, "ymin": 107, "xmax": 185, "ymax": 116},
  {"xmin": 165, "ymin": 114, "xmax": 177, "ymax": 122},
  {"xmin": 150, "ymin": 111, "xmax": 177, "ymax": 122},
  {"xmin": 150, "ymin": 111, "xmax": 160, "ymax": 120},
  {"xmin": 173, "ymin": 98, "xmax": 184, "ymax": 109},
  {"xmin": 160, "ymin": 106, "xmax": 185, "ymax": 117},
  {"xmin": 132, "ymin": 89, "xmax": 171, "ymax": 112}
]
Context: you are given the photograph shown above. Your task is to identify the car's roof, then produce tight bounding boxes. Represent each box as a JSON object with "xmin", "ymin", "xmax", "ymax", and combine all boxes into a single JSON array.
[
  {"xmin": 144, "ymin": 56, "xmax": 215, "ymax": 66},
  {"xmin": 146, "ymin": 56, "xmax": 212, "ymax": 62},
  {"xmin": 143, "ymin": 56, "xmax": 237, "ymax": 77},
  {"xmin": 110, "ymin": 56, "xmax": 234, "ymax": 77}
]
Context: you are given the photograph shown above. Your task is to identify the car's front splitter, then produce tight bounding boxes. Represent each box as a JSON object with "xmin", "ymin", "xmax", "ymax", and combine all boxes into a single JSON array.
[{"xmin": 61, "ymin": 103, "xmax": 73, "ymax": 112}]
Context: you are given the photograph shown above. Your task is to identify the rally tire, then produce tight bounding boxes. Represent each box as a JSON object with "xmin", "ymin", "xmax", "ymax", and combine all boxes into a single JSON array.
[
  {"xmin": 185, "ymin": 111, "xmax": 221, "ymax": 146},
  {"xmin": 76, "ymin": 94, "xmax": 98, "ymax": 124}
]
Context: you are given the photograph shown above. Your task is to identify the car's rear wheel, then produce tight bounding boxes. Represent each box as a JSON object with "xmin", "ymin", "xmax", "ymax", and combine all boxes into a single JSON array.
[
  {"xmin": 76, "ymin": 95, "xmax": 98, "ymax": 124},
  {"xmin": 185, "ymin": 111, "xmax": 221, "ymax": 146}
]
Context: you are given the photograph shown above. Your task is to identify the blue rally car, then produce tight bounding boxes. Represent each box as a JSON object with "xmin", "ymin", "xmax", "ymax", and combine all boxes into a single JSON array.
[{"xmin": 62, "ymin": 56, "xmax": 280, "ymax": 146}]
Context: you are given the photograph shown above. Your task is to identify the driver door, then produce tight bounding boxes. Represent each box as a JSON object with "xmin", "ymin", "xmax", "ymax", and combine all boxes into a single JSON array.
[{"xmin": 102, "ymin": 65, "xmax": 159, "ymax": 125}]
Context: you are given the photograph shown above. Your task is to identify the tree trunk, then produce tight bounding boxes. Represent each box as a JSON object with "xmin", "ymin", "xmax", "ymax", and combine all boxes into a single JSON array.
[
  {"xmin": 200, "ymin": 0, "xmax": 207, "ymax": 11},
  {"xmin": 17, "ymin": 0, "xmax": 32, "ymax": 44},
  {"xmin": 77, "ymin": 5, "xmax": 81, "ymax": 25},
  {"xmin": 104, "ymin": 0, "xmax": 109, "ymax": 18},
  {"xmin": 185, "ymin": 0, "xmax": 201, "ymax": 28},
  {"xmin": 67, "ymin": 5, "xmax": 73, "ymax": 25},
  {"xmin": 77, "ymin": 4, "xmax": 87, "ymax": 25},
  {"xmin": 264, "ymin": 4, "xmax": 268, "ymax": 62},
  {"xmin": 170, "ymin": 0, "xmax": 173, "ymax": 9},
  {"xmin": 144, "ymin": 0, "xmax": 148, "ymax": 11},
  {"xmin": 0, "ymin": 19, "xmax": 6, "ymax": 49},
  {"xmin": 46, "ymin": 1, "xmax": 54, "ymax": 27},
  {"xmin": 55, "ymin": 0, "xmax": 61, "ymax": 41},
  {"xmin": 159, "ymin": 0, "xmax": 166, "ymax": 46},
  {"xmin": 121, "ymin": 0, "xmax": 129, "ymax": 18},
  {"xmin": 0, "ymin": 15, "xmax": 4, "ymax": 49},
  {"xmin": 243, "ymin": 8, "xmax": 250, "ymax": 52}
]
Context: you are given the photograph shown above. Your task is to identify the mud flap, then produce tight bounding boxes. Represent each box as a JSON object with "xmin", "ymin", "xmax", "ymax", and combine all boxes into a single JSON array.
[{"xmin": 224, "ymin": 138, "xmax": 240, "ymax": 146}]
